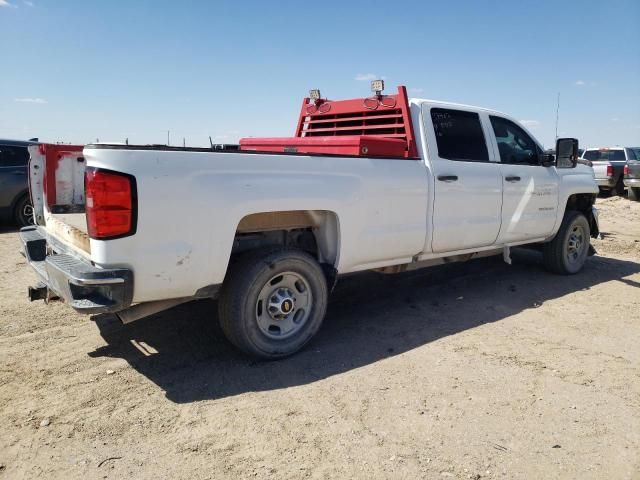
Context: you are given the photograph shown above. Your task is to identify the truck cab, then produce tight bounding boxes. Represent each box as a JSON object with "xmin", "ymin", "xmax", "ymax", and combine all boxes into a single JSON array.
[{"xmin": 419, "ymin": 102, "xmax": 563, "ymax": 252}]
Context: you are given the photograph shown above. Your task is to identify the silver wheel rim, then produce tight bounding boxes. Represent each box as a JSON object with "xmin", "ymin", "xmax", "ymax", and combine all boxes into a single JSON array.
[
  {"xmin": 21, "ymin": 202, "xmax": 34, "ymax": 225},
  {"xmin": 255, "ymin": 271, "xmax": 313, "ymax": 340},
  {"xmin": 565, "ymin": 223, "xmax": 587, "ymax": 265}
]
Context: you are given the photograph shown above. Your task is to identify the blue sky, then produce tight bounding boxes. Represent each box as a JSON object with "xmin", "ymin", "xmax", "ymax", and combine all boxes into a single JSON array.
[{"xmin": 1, "ymin": 0, "xmax": 639, "ymax": 149}]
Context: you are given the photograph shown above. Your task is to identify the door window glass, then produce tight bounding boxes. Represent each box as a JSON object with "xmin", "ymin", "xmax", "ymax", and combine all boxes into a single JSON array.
[
  {"xmin": 490, "ymin": 116, "xmax": 541, "ymax": 165},
  {"xmin": 0, "ymin": 146, "xmax": 29, "ymax": 167},
  {"xmin": 430, "ymin": 108, "xmax": 489, "ymax": 162}
]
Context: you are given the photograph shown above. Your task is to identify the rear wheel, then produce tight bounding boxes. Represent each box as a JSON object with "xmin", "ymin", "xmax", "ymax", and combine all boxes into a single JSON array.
[
  {"xmin": 13, "ymin": 195, "xmax": 34, "ymax": 227},
  {"xmin": 218, "ymin": 248, "xmax": 328, "ymax": 359},
  {"xmin": 543, "ymin": 210, "xmax": 590, "ymax": 275},
  {"xmin": 629, "ymin": 187, "xmax": 640, "ymax": 201}
]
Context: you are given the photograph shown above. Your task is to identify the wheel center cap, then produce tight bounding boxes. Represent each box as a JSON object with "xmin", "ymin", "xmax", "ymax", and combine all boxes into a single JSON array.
[
  {"xmin": 266, "ymin": 288, "xmax": 296, "ymax": 320},
  {"xmin": 280, "ymin": 299, "xmax": 293, "ymax": 314}
]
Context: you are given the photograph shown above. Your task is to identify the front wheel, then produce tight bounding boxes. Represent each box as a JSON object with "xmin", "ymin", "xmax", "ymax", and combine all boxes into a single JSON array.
[
  {"xmin": 218, "ymin": 248, "xmax": 328, "ymax": 359},
  {"xmin": 543, "ymin": 210, "xmax": 590, "ymax": 275}
]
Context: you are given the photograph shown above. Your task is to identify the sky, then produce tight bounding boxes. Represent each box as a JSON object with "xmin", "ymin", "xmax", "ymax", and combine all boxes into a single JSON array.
[{"xmin": 1, "ymin": 0, "xmax": 639, "ymax": 149}]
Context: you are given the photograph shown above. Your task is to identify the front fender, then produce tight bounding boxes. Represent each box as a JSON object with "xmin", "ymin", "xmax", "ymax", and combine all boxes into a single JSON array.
[{"xmin": 549, "ymin": 169, "xmax": 598, "ymax": 238}]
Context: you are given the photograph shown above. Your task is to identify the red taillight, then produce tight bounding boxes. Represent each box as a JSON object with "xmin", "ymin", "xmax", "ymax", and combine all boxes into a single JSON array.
[
  {"xmin": 85, "ymin": 168, "xmax": 136, "ymax": 239},
  {"xmin": 606, "ymin": 165, "xmax": 614, "ymax": 177},
  {"xmin": 624, "ymin": 164, "xmax": 629, "ymax": 176}
]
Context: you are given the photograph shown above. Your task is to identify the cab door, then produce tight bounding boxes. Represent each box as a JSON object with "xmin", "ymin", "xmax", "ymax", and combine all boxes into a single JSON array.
[
  {"xmin": 488, "ymin": 116, "xmax": 560, "ymax": 243},
  {"xmin": 423, "ymin": 106, "xmax": 503, "ymax": 253}
]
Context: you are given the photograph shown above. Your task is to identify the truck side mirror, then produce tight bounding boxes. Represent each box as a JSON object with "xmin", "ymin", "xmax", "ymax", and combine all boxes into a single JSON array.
[{"xmin": 556, "ymin": 138, "xmax": 579, "ymax": 168}]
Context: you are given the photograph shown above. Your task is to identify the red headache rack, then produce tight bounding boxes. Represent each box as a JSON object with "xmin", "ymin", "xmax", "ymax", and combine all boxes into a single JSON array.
[{"xmin": 240, "ymin": 85, "xmax": 418, "ymax": 158}]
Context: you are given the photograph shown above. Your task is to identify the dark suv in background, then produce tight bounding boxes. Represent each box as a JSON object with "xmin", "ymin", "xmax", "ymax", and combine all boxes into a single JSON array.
[{"xmin": 0, "ymin": 139, "xmax": 36, "ymax": 227}]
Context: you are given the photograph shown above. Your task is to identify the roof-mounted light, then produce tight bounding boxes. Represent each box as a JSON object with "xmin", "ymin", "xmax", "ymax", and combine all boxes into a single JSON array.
[
  {"xmin": 371, "ymin": 79, "xmax": 384, "ymax": 96},
  {"xmin": 306, "ymin": 88, "xmax": 331, "ymax": 114}
]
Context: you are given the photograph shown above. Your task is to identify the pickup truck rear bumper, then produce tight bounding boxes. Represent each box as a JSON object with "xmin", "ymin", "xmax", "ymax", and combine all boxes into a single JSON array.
[
  {"xmin": 19, "ymin": 226, "xmax": 133, "ymax": 314},
  {"xmin": 594, "ymin": 177, "xmax": 616, "ymax": 188},
  {"xmin": 623, "ymin": 178, "xmax": 640, "ymax": 187}
]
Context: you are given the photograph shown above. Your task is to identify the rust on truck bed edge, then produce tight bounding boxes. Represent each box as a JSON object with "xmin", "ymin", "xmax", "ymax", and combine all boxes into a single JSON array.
[{"xmin": 45, "ymin": 214, "xmax": 91, "ymax": 256}]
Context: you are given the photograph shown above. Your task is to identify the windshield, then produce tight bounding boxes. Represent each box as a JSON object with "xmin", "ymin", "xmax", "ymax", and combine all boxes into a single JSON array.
[{"xmin": 583, "ymin": 149, "xmax": 626, "ymax": 161}]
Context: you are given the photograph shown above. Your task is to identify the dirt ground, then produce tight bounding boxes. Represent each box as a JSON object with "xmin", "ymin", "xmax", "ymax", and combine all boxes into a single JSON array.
[{"xmin": 1, "ymin": 197, "xmax": 639, "ymax": 480}]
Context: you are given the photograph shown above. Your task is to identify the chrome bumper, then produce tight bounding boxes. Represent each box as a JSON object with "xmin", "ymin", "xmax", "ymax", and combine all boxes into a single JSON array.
[{"xmin": 20, "ymin": 226, "xmax": 133, "ymax": 314}]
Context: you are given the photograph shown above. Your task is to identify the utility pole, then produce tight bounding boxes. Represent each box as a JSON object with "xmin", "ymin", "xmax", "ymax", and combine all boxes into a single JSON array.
[
  {"xmin": 555, "ymin": 92, "xmax": 560, "ymax": 140},
  {"xmin": 167, "ymin": 130, "xmax": 170, "ymax": 146}
]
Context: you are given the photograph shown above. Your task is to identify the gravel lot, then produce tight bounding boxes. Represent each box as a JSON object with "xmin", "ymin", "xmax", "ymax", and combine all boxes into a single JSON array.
[{"xmin": 1, "ymin": 196, "xmax": 639, "ymax": 480}]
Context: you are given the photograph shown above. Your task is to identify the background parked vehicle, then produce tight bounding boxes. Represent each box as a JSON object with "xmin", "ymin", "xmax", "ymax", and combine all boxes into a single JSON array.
[
  {"xmin": 624, "ymin": 147, "xmax": 640, "ymax": 201},
  {"xmin": 581, "ymin": 147, "xmax": 633, "ymax": 196},
  {"xmin": 0, "ymin": 139, "xmax": 37, "ymax": 227}
]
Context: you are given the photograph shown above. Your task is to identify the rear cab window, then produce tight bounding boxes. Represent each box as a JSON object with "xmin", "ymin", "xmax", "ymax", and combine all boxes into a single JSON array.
[
  {"xmin": 583, "ymin": 149, "xmax": 626, "ymax": 161},
  {"xmin": 430, "ymin": 108, "xmax": 489, "ymax": 162}
]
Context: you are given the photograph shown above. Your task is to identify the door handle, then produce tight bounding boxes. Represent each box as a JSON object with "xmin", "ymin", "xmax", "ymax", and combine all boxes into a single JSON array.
[
  {"xmin": 437, "ymin": 175, "xmax": 458, "ymax": 182},
  {"xmin": 505, "ymin": 176, "xmax": 521, "ymax": 182}
]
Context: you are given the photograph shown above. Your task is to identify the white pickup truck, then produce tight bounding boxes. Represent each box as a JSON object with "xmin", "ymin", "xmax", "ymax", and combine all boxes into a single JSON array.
[
  {"xmin": 21, "ymin": 84, "xmax": 599, "ymax": 358},
  {"xmin": 581, "ymin": 147, "xmax": 630, "ymax": 196}
]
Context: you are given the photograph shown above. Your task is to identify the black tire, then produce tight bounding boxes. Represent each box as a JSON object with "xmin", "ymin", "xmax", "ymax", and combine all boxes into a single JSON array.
[
  {"xmin": 13, "ymin": 195, "xmax": 34, "ymax": 227},
  {"xmin": 543, "ymin": 210, "xmax": 590, "ymax": 275},
  {"xmin": 218, "ymin": 248, "xmax": 328, "ymax": 359},
  {"xmin": 629, "ymin": 187, "xmax": 640, "ymax": 201}
]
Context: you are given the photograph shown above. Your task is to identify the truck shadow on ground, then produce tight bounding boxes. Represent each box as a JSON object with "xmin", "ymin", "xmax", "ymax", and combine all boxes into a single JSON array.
[
  {"xmin": 0, "ymin": 224, "xmax": 20, "ymax": 234},
  {"xmin": 89, "ymin": 250, "xmax": 639, "ymax": 403}
]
